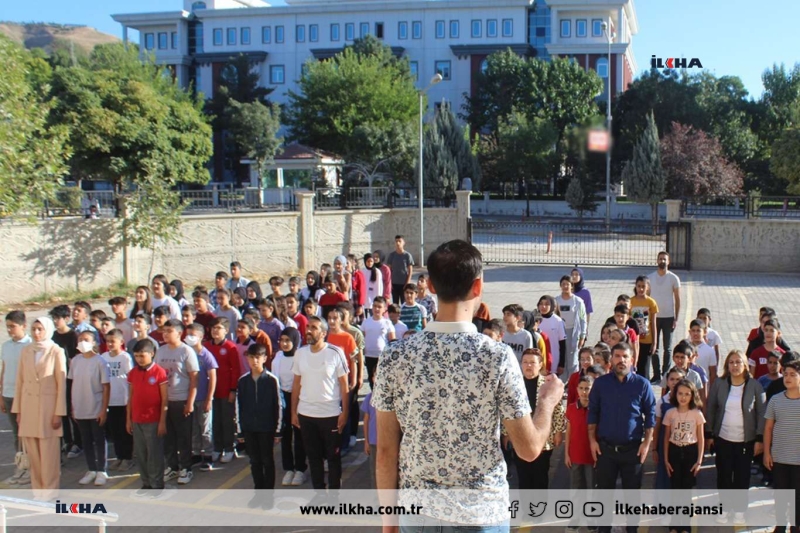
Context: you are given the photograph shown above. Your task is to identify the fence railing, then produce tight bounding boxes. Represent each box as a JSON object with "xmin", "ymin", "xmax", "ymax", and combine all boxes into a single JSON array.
[
  {"xmin": 681, "ymin": 196, "xmax": 800, "ymax": 219},
  {"xmin": 313, "ymin": 185, "xmax": 456, "ymax": 210}
]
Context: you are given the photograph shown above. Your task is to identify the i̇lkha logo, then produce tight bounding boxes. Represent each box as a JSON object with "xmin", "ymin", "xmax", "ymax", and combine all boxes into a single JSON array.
[
  {"xmin": 56, "ymin": 500, "xmax": 108, "ymax": 514},
  {"xmin": 651, "ymin": 55, "xmax": 703, "ymax": 69}
]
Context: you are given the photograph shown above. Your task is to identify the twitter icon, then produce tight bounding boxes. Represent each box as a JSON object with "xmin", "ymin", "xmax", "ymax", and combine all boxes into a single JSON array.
[{"xmin": 529, "ymin": 502, "xmax": 547, "ymax": 518}]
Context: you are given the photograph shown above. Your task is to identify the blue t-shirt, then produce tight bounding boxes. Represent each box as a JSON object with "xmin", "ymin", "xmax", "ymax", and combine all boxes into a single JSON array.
[
  {"xmin": 195, "ymin": 346, "xmax": 219, "ymax": 403},
  {"xmin": 399, "ymin": 303, "xmax": 425, "ymax": 332},
  {"xmin": 758, "ymin": 375, "xmax": 779, "ymax": 392},
  {"xmin": 360, "ymin": 392, "xmax": 377, "ymax": 446}
]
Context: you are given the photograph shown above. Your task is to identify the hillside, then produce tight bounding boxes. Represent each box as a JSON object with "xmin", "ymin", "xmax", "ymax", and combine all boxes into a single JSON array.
[{"xmin": 0, "ymin": 21, "xmax": 119, "ymax": 55}]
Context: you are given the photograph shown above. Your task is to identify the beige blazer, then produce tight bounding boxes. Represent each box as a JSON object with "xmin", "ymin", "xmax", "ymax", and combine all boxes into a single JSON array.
[{"xmin": 11, "ymin": 343, "xmax": 67, "ymax": 439}]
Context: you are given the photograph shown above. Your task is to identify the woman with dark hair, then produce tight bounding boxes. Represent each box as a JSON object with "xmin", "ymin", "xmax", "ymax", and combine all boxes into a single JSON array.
[
  {"xmin": 169, "ymin": 279, "xmax": 188, "ymax": 310},
  {"xmin": 246, "ymin": 281, "xmax": 263, "ymax": 305},
  {"xmin": 372, "ymin": 250, "xmax": 393, "ymax": 305},
  {"xmin": 129, "ymin": 286, "xmax": 153, "ymax": 319},
  {"xmin": 232, "ymin": 287, "xmax": 252, "ymax": 315},
  {"xmin": 360, "ymin": 253, "xmax": 384, "ymax": 308},
  {"xmin": 537, "ymin": 295, "xmax": 568, "ymax": 377},
  {"xmin": 300, "ymin": 271, "xmax": 324, "ymax": 309}
]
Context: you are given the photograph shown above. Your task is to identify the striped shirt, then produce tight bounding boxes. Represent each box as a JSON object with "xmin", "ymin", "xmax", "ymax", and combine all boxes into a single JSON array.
[
  {"xmin": 399, "ymin": 302, "xmax": 427, "ymax": 332},
  {"xmin": 765, "ymin": 392, "xmax": 800, "ymax": 465}
]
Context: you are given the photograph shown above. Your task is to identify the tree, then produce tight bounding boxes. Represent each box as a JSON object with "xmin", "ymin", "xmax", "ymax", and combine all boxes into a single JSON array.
[
  {"xmin": 0, "ymin": 35, "xmax": 69, "ymax": 216},
  {"xmin": 431, "ymin": 102, "xmax": 481, "ymax": 190},
  {"xmin": 566, "ymin": 177, "xmax": 587, "ymax": 219},
  {"xmin": 621, "ymin": 112, "xmax": 665, "ymax": 227},
  {"xmin": 227, "ymin": 100, "xmax": 283, "ymax": 186},
  {"xmin": 563, "ymin": 125, "xmax": 600, "ymax": 217},
  {"xmin": 660, "ymin": 122, "xmax": 744, "ymax": 199},
  {"xmin": 770, "ymin": 103, "xmax": 800, "ymax": 193},
  {"xmin": 420, "ymin": 123, "xmax": 458, "ymax": 198}
]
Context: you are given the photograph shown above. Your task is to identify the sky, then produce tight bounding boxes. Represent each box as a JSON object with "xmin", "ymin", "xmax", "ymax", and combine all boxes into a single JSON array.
[{"xmin": 3, "ymin": 0, "xmax": 799, "ymax": 99}]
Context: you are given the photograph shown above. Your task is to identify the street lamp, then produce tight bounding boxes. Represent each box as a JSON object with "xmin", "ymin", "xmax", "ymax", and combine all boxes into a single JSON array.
[
  {"xmin": 418, "ymin": 72, "xmax": 443, "ymax": 268},
  {"xmin": 601, "ymin": 20, "xmax": 616, "ymax": 230}
]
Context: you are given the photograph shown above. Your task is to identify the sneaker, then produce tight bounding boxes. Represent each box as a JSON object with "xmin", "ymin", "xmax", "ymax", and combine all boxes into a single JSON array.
[
  {"xmin": 177, "ymin": 469, "xmax": 193, "ymax": 485},
  {"xmin": 163, "ymin": 467, "xmax": 179, "ymax": 482},
  {"xmin": 94, "ymin": 472, "xmax": 108, "ymax": 486},
  {"xmin": 16, "ymin": 470, "xmax": 31, "ymax": 486},
  {"xmin": 649, "ymin": 376, "xmax": 661, "ymax": 385},
  {"xmin": 220, "ymin": 451, "xmax": 234, "ymax": 463},
  {"xmin": 715, "ymin": 512, "xmax": 729, "ymax": 524},
  {"xmin": 79, "ymin": 471, "xmax": 97, "ymax": 485},
  {"xmin": 199, "ymin": 461, "xmax": 213, "ymax": 472},
  {"xmin": 119, "ymin": 459, "xmax": 135, "ymax": 471},
  {"xmin": 282, "ymin": 471, "xmax": 295, "ymax": 486},
  {"xmin": 291, "ymin": 471, "xmax": 306, "ymax": 486},
  {"xmin": 5, "ymin": 468, "xmax": 26, "ymax": 485},
  {"xmin": 734, "ymin": 512, "xmax": 746, "ymax": 525},
  {"xmin": 211, "ymin": 451, "xmax": 221, "ymax": 462},
  {"xmin": 108, "ymin": 459, "xmax": 123, "ymax": 471},
  {"xmin": 67, "ymin": 445, "xmax": 83, "ymax": 459},
  {"xmin": 349, "ymin": 436, "xmax": 357, "ymax": 448}
]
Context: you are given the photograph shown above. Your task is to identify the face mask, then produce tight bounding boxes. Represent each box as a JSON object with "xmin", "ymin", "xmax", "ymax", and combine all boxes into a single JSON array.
[
  {"xmin": 184, "ymin": 335, "xmax": 200, "ymax": 347},
  {"xmin": 77, "ymin": 341, "xmax": 94, "ymax": 354}
]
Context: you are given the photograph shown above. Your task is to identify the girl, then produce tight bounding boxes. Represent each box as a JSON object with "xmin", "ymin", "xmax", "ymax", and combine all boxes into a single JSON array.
[
  {"xmin": 567, "ymin": 347, "xmax": 594, "ymax": 405},
  {"xmin": 300, "ymin": 271, "xmax": 325, "ymax": 312},
  {"xmin": 663, "ymin": 379, "xmax": 705, "ymax": 533},
  {"xmin": 600, "ymin": 323, "xmax": 615, "ymax": 346},
  {"xmin": 706, "ymin": 349, "xmax": 766, "ymax": 526},
  {"xmin": 274, "ymin": 296, "xmax": 298, "ymax": 330},
  {"xmin": 360, "ymin": 253, "xmax": 384, "ymax": 309},
  {"xmin": 565, "ymin": 374, "xmax": 595, "ymax": 492},
  {"xmin": 555, "ymin": 276, "xmax": 587, "ymax": 379},
  {"xmin": 630, "ymin": 275, "xmax": 659, "ymax": 380},
  {"xmin": 318, "ymin": 263, "xmax": 332, "ymax": 284},
  {"xmin": 232, "ymin": 288, "xmax": 252, "ymax": 316},
  {"xmin": 270, "ymin": 328, "xmax": 307, "ymax": 487},
  {"xmin": 537, "ymin": 295, "xmax": 567, "ymax": 377},
  {"xmin": 570, "ymin": 268, "xmax": 593, "ymax": 325},
  {"xmin": 372, "ymin": 250, "xmax": 393, "ymax": 305},
  {"xmin": 246, "ymin": 281, "xmax": 264, "ymax": 306},
  {"xmin": 12, "ymin": 317, "xmax": 67, "ymax": 495},
  {"xmin": 654, "ymin": 368, "xmax": 686, "ymax": 489},
  {"xmin": 348, "ymin": 255, "xmax": 366, "ymax": 325},
  {"xmin": 268, "ymin": 276, "xmax": 285, "ymax": 298},
  {"xmin": 128, "ymin": 286, "xmax": 153, "ymax": 320},
  {"xmin": 169, "ymin": 280, "xmax": 188, "ymax": 310}
]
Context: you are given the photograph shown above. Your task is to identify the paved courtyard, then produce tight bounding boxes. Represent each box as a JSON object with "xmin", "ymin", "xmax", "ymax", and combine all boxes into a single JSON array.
[{"xmin": 0, "ymin": 265, "xmax": 797, "ymax": 531}]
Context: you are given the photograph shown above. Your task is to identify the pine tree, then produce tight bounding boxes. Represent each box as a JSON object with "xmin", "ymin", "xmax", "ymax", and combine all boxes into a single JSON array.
[
  {"xmin": 434, "ymin": 102, "xmax": 481, "ymax": 190},
  {"xmin": 421, "ymin": 122, "xmax": 458, "ymax": 199},
  {"xmin": 622, "ymin": 111, "xmax": 666, "ymax": 227}
]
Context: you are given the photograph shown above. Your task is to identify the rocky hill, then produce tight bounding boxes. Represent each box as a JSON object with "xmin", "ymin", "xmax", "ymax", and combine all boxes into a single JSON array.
[{"xmin": 0, "ymin": 21, "xmax": 119, "ymax": 55}]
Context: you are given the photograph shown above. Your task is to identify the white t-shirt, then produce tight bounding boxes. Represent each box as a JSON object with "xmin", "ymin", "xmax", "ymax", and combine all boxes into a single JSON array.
[
  {"xmin": 151, "ymin": 295, "xmax": 182, "ymax": 320},
  {"xmin": 68, "ymin": 355, "xmax": 111, "ymax": 419},
  {"xmin": 362, "ymin": 317, "xmax": 396, "ymax": 358},
  {"xmin": 648, "ymin": 271, "xmax": 681, "ymax": 318},
  {"xmin": 691, "ymin": 342, "xmax": 716, "ymax": 378},
  {"xmin": 539, "ymin": 315, "xmax": 567, "ymax": 370},
  {"xmin": 392, "ymin": 320, "xmax": 409, "ymax": 339},
  {"xmin": 113, "ymin": 318, "xmax": 135, "ymax": 344},
  {"xmin": 706, "ymin": 327, "xmax": 722, "ymax": 349},
  {"xmin": 719, "ymin": 383, "xmax": 746, "ymax": 442},
  {"xmin": 293, "ymin": 344, "xmax": 349, "ymax": 418},
  {"xmin": 271, "ymin": 351, "xmax": 296, "ymax": 392},
  {"xmin": 359, "ymin": 268, "xmax": 384, "ymax": 308},
  {"xmin": 101, "ymin": 351, "xmax": 134, "ymax": 406}
]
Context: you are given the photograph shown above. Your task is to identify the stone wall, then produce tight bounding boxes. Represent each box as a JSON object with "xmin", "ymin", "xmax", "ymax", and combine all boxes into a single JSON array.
[
  {"xmin": 472, "ymin": 195, "xmax": 667, "ymax": 220},
  {"xmin": 0, "ymin": 191, "xmax": 469, "ymax": 305}
]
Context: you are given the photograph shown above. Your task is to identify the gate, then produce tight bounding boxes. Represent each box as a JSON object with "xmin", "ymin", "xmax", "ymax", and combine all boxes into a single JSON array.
[
  {"xmin": 471, "ymin": 218, "xmax": 666, "ymax": 267},
  {"xmin": 666, "ymin": 221, "xmax": 692, "ymax": 270}
]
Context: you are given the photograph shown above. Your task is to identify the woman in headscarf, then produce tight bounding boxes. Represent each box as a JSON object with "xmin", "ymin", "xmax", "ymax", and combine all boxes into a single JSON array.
[
  {"xmin": 372, "ymin": 250, "xmax": 393, "ymax": 305},
  {"xmin": 571, "ymin": 267, "xmax": 594, "ymax": 325},
  {"xmin": 360, "ymin": 253, "xmax": 384, "ymax": 309},
  {"xmin": 246, "ymin": 281, "xmax": 263, "ymax": 305},
  {"xmin": 270, "ymin": 327, "xmax": 307, "ymax": 486},
  {"xmin": 232, "ymin": 287, "xmax": 252, "ymax": 315},
  {"xmin": 300, "ymin": 271, "xmax": 324, "ymax": 308},
  {"xmin": 12, "ymin": 316, "xmax": 67, "ymax": 495},
  {"xmin": 169, "ymin": 279, "xmax": 188, "ymax": 310},
  {"xmin": 537, "ymin": 295, "xmax": 568, "ymax": 377}
]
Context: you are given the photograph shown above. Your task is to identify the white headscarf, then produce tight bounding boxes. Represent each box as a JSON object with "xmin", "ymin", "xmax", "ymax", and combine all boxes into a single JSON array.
[{"xmin": 32, "ymin": 316, "xmax": 56, "ymax": 351}]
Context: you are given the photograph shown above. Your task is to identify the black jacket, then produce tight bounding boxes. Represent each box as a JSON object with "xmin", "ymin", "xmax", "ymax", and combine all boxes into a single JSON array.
[{"xmin": 237, "ymin": 369, "xmax": 283, "ymax": 434}]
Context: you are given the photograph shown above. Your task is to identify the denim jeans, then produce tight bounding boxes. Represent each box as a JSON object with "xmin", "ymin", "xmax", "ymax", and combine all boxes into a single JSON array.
[{"xmin": 400, "ymin": 515, "xmax": 510, "ymax": 532}]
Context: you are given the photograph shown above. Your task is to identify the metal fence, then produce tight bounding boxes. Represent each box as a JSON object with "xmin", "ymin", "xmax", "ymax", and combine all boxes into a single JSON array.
[
  {"xmin": 313, "ymin": 185, "xmax": 456, "ymax": 210},
  {"xmin": 471, "ymin": 218, "xmax": 665, "ymax": 266},
  {"xmin": 681, "ymin": 196, "xmax": 800, "ymax": 219}
]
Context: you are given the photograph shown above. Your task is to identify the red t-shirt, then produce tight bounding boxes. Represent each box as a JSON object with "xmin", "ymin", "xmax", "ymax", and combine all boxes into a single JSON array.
[
  {"xmin": 291, "ymin": 312, "xmax": 308, "ymax": 342},
  {"xmin": 748, "ymin": 345, "xmax": 785, "ymax": 379},
  {"xmin": 351, "ymin": 269, "xmax": 367, "ymax": 306},
  {"xmin": 539, "ymin": 331, "xmax": 553, "ymax": 372},
  {"xmin": 319, "ymin": 291, "xmax": 348, "ymax": 312},
  {"xmin": 567, "ymin": 371, "xmax": 581, "ymax": 405},
  {"xmin": 204, "ymin": 340, "xmax": 241, "ymax": 398},
  {"xmin": 150, "ymin": 330, "xmax": 166, "ymax": 346},
  {"xmin": 127, "ymin": 363, "xmax": 168, "ymax": 424},
  {"xmin": 626, "ymin": 327, "xmax": 639, "ymax": 345},
  {"xmin": 194, "ymin": 311, "xmax": 217, "ymax": 341},
  {"xmin": 566, "ymin": 401, "xmax": 593, "ymax": 465}
]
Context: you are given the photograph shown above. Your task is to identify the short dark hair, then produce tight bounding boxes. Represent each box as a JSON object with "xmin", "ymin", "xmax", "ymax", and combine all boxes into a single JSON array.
[
  {"xmin": 673, "ymin": 341, "xmax": 694, "ymax": 357},
  {"xmin": 90, "ymin": 309, "xmax": 106, "ymax": 320},
  {"xmin": 784, "ymin": 360, "xmax": 800, "ymax": 373},
  {"xmin": 215, "ymin": 271, "xmax": 229, "ymax": 280},
  {"xmin": 153, "ymin": 306, "xmax": 171, "ymax": 318},
  {"xmin": 163, "ymin": 319, "xmax": 184, "ymax": 331},
  {"xmin": 586, "ymin": 364, "xmax": 607, "ymax": 377},
  {"xmin": 658, "ymin": 251, "xmax": 670, "ymax": 258},
  {"xmin": 239, "ymin": 317, "xmax": 255, "ymax": 330},
  {"xmin": 74, "ymin": 301, "xmax": 92, "ymax": 313},
  {"xmin": 210, "ymin": 316, "xmax": 230, "ymax": 330},
  {"xmin": 105, "ymin": 329, "xmax": 124, "ymax": 342},
  {"xmin": 217, "ymin": 288, "xmax": 231, "ymax": 298},
  {"xmin": 327, "ymin": 308, "xmax": 344, "ymax": 321},
  {"xmin": 182, "ymin": 304, "xmax": 196, "ymax": 315},
  {"xmin": 387, "ymin": 303, "xmax": 401, "ymax": 314},
  {"xmin": 613, "ymin": 304, "xmax": 629, "ymax": 315},
  {"xmin": 187, "ymin": 323, "xmax": 205, "ymax": 336},
  {"xmin": 134, "ymin": 312, "xmax": 152, "ymax": 325},
  {"xmin": 304, "ymin": 297, "xmax": 318, "ymax": 308},
  {"xmin": 288, "ymin": 276, "xmax": 301, "ymax": 285},
  {"xmin": 395, "ymin": 235, "xmax": 404, "ymax": 240},
  {"xmin": 49, "ymin": 305, "xmax": 71, "ymax": 319},
  {"xmin": 502, "ymin": 304, "xmax": 524, "ymax": 318},
  {"xmin": 403, "ymin": 283, "xmax": 417, "ymax": 293},
  {"xmin": 133, "ymin": 338, "xmax": 157, "ymax": 355},
  {"xmin": 617, "ymin": 294, "xmax": 631, "ymax": 303},
  {"xmin": 697, "ymin": 308, "xmax": 711, "ymax": 317},
  {"xmin": 780, "ymin": 351, "xmax": 800, "ymax": 368},
  {"xmin": 5, "ymin": 310, "xmax": 25, "ymax": 325},
  {"xmin": 336, "ymin": 301, "xmax": 354, "ymax": 315},
  {"xmin": 559, "ymin": 275, "xmax": 572, "ymax": 285},
  {"xmin": 483, "ymin": 319, "xmax": 503, "ymax": 335},
  {"xmin": 611, "ymin": 342, "xmax": 633, "ymax": 357},
  {"xmin": 578, "ymin": 374, "xmax": 596, "ymax": 385},
  {"xmin": 285, "ymin": 293, "xmax": 299, "ymax": 303},
  {"xmin": 269, "ymin": 276, "xmax": 285, "ymax": 286},
  {"xmin": 767, "ymin": 350, "xmax": 783, "ymax": 361},
  {"xmin": 192, "ymin": 291, "xmax": 210, "ymax": 302},
  {"xmin": 373, "ymin": 296, "xmax": 387, "ymax": 306},
  {"xmin": 108, "ymin": 296, "xmax": 127, "ymax": 306},
  {"xmin": 247, "ymin": 343, "xmax": 267, "ymax": 358},
  {"xmin": 426, "ymin": 240, "xmax": 482, "ymax": 304},
  {"xmin": 763, "ymin": 318, "xmax": 781, "ymax": 331},
  {"xmin": 243, "ymin": 308, "xmax": 260, "ymax": 321},
  {"xmin": 230, "ymin": 261, "xmax": 242, "ymax": 269},
  {"xmin": 689, "ymin": 318, "xmax": 706, "ymax": 330}
]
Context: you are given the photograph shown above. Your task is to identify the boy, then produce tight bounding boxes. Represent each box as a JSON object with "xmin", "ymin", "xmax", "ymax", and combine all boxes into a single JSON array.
[
  {"xmin": 108, "ymin": 297, "xmax": 134, "ymax": 343},
  {"xmin": 1, "ymin": 311, "xmax": 31, "ymax": 484},
  {"xmin": 181, "ymin": 305, "xmax": 196, "ymax": 330},
  {"xmin": 325, "ymin": 309, "xmax": 358, "ymax": 386},
  {"xmin": 192, "ymin": 291, "xmax": 217, "ymax": 339},
  {"xmin": 214, "ymin": 289, "xmax": 241, "ymax": 341},
  {"xmin": 228, "ymin": 261, "xmax": 250, "ymax": 290},
  {"xmin": 243, "ymin": 308, "xmax": 274, "ymax": 357},
  {"xmin": 667, "ymin": 342, "xmax": 704, "ymax": 396},
  {"xmin": 362, "ymin": 297, "xmax": 396, "ymax": 385},
  {"xmin": 387, "ymin": 235, "xmax": 414, "ymax": 304},
  {"xmin": 156, "ymin": 320, "xmax": 200, "ymax": 485},
  {"xmin": 99, "ymin": 317, "xmax": 114, "ymax": 352},
  {"xmin": 501, "ymin": 304, "xmax": 533, "ymax": 365},
  {"xmin": 126, "ymin": 339, "xmax": 168, "ymax": 495},
  {"xmin": 416, "ymin": 275, "xmax": 438, "ymax": 322},
  {"xmin": 101, "ymin": 329, "xmax": 135, "ymax": 471},
  {"xmin": 209, "ymin": 272, "xmax": 229, "ymax": 308},
  {"xmin": 90, "ymin": 310, "xmax": 107, "ymax": 335},
  {"xmin": 592, "ymin": 345, "xmax": 612, "ymax": 374},
  {"xmin": 686, "ymin": 318, "xmax": 717, "ymax": 385},
  {"xmin": 758, "ymin": 351, "xmax": 783, "ymax": 392},
  {"xmin": 336, "ymin": 302, "xmax": 365, "ymax": 452},
  {"xmin": 387, "ymin": 304, "xmax": 408, "ymax": 339},
  {"xmin": 204, "ymin": 317, "xmax": 241, "ymax": 464},
  {"xmin": 150, "ymin": 275, "xmax": 181, "ymax": 320},
  {"xmin": 235, "ymin": 318, "xmax": 258, "ymax": 378},
  {"xmin": 399, "ymin": 283, "xmax": 427, "ymax": 332},
  {"xmin": 749, "ymin": 319, "xmax": 785, "ymax": 379},
  {"xmin": 285, "ymin": 294, "xmax": 308, "ymax": 340},
  {"xmin": 72, "ymin": 301, "xmax": 97, "ymax": 337},
  {"xmin": 150, "ymin": 306, "xmax": 171, "ymax": 346},
  {"xmin": 128, "ymin": 313, "xmax": 158, "ymax": 355},
  {"xmin": 747, "ymin": 309, "xmax": 792, "ymax": 356},
  {"xmin": 482, "ymin": 319, "xmax": 503, "ymax": 341},
  {"xmin": 696, "ymin": 308, "xmax": 721, "ymax": 363},
  {"xmin": 318, "ymin": 276, "xmax": 347, "ymax": 319},
  {"xmin": 184, "ymin": 323, "xmax": 218, "ymax": 471},
  {"xmin": 303, "ymin": 298, "xmax": 320, "ymax": 321},
  {"xmin": 523, "ymin": 311, "xmax": 551, "ymax": 373},
  {"xmin": 238, "ymin": 344, "xmax": 282, "ymax": 508},
  {"xmin": 51, "ymin": 305, "xmax": 82, "ymax": 458}
]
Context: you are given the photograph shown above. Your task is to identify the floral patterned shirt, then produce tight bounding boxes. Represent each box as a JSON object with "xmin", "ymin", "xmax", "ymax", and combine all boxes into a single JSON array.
[{"xmin": 372, "ymin": 320, "xmax": 530, "ymax": 524}]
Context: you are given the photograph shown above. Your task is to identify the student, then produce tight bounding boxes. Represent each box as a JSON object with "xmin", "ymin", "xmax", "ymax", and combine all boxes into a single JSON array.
[
  {"xmin": 150, "ymin": 275, "xmax": 182, "ymax": 320},
  {"xmin": 537, "ymin": 295, "xmax": 567, "ymax": 377},
  {"xmin": 763, "ymin": 360, "xmax": 800, "ymax": 533},
  {"xmin": 50, "ymin": 305, "xmax": 82, "ymax": 459},
  {"xmin": 481, "ymin": 319, "xmax": 503, "ymax": 342},
  {"xmin": 70, "ymin": 331, "xmax": 111, "ymax": 486},
  {"xmin": 608, "ymin": 295, "xmax": 640, "ymax": 335},
  {"xmin": 287, "ymin": 277, "xmax": 302, "ymax": 298},
  {"xmin": 271, "ymin": 328, "xmax": 307, "ymax": 487},
  {"xmin": 150, "ymin": 306, "xmax": 172, "ymax": 346},
  {"xmin": 300, "ymin": 271, "xmax": 325, "ymax": 311},
  {"xmin": 686, "ymin": 319, "xmax": 717, "ymax": 386},
  {"xmin": 332, "ymin": 256, "xmax": 352, "ymax": 298},
  {"xmin": 209, "ymin": 271, "xmax": 229, "ymax": 307},
  {"xmin": 303, "ymin": 298, "xmax": 320, "ymax": 321},
  {"xmin": 387, "ymin": 304, "xmax": 408, "ymax": 339},
  {"xmin": 243, "ymin": 308, "xmax": 274, "ymax": 362},
  {"xmin": 228, "ymin": 261, "xmax": 250, "ymax": 290},
  {"xmin": 501, "ymin": 304, "xmax": 533, "ymax": 366},
  {"xmin": 246, "ymin": 281, "xmax": 264, "ymax": 306},
  {"xmin": 585, "ymin": 364, "xmax": 607, "ymax": 380},
  {"xmin": 592, "ymin": 343, "xmax": 612, "ymax": 374},
  {"xmin": 399, "ymin": 283, "xmax": 427, "ymax": 332},
  {"xmin": 523, "ymin": 311, "xmax": 552, "ymax": 373},
  {"xmin": 90, "ymin": 310, "xmax": 107, "ymax": 335},
  {"xmin": 663, "ymin": 379, "xmax": 705, "ymax": 533},
  {"xmin": 214, "ymin": 289, "xmax": 241, "ymax": 341},
  {"xmin": 362, "ymin": 297, "xmax": 396, "ymax": 385},
  {"xmin": 567, "ymin": 347, "xmax": 595, "ymax": 405},
  {"xmin": 337, "ymin": 302, "xmax": 365, "ymax": 452},
  {"xmin": 1, "ymin": 311, "xmax": 31, "ymax": 485},
  {"xmin": 613, "ymin": 304, "xmax": 639, "ymax": 370},
  {"xmin": 274, "ymin": 296, "xmax": 298, "ymax": 330},
  {"xmin": 257, "ymin": 298, "xmax": 285, "ymax": 351},
  {"xmin": 101, "ymin": 329, "xmax": 135, "ymax": 472},
  {"xmin": 654, "ymin": 367, "xmax": 685, "ymax": 490},
  {"xmin": 319, "ymin": 276, "xmax": 348, "ymax": 319},
  {"xmin": 129, "ymin": 286, "xmax": 153, "ymax": 321},
  {"xmin": 285, "ymin": 294, "xmax": 308, "ymax": 340},
  {"xmin": 361, "ymin": 372, "xmax": 379, "ymax": 489},
  {"xmin": 757, "ymin": 351, "xmax": 783, "ymax": 391},
  {"xmin": 386, "ymin": 235, "xmax": 415, "ymax": 304},
  {"xmin": 238, "ymin": 343, "xmax": 283, "ymax": 509},
  {"xmin": 747, "ymin": 309, "xmax": 792, "ymax": 356},
  {"xmin": 415, "ymin": 274, "xmax": 438, "ymax": 322},
  {"xmin": 156, "ymin": 320, "xmax": 200, "ymax": 485},
  {"xmin": 232, "ymin": 288, "xmax": 251, "ymax": 316},
  {"xmin": 181, "ymin": 305, "xmax": 197, "ymax": 332},
  {"xmin": 268, "ymin": 276, "xmax": 285, "ymax": 298},
  {"xmin": 667, "ymin": 342, "xmax": 705, "ymax": 397},
  {"xmin": 184, "ymin": 323, "xmax": 217, "ymax": 471},
  {"xmin": 570, "ymin": 268, "xmax": 594, "ymax": 325},
  {"xmin": 749, "ymin": 319, "xmax": 785, "ymax": 379},
  {"xmin": 630, "ymin": 276, "xmax": 659, "ymax": 381},
  {"xmin": 108, "ymin": 297, "xmax": 134, "ymax": 343},
  {"xmin": 565, "ymin": 375, "xmax": 596, "ymax": 493},
  {"xmin": 347, "ymin": 255, "xmax": 367, "ymax": 324},
  {"xmin": 126, "ymin": 339, "xmax": 169, "ymax": 495},
  {"xmin": 169, "ymin": 280, "xmax": 189, "ymax": 310},
  {"xmin": 127, "ymin": 313, "xmax": 158, "ymax": 355},
  {"xmin": 72, "ymin": 301, "xmax": 98, "ymax": 337},
  {"xmin": 361, "ymin": 253, "xmax": 384, "ymax": 310},
  {"xmin": 696, "ymin": 308, "xmax": 722, "ymax": 363},
  {"xmin": 555, "ymin": 275, "xmax": 587, "ymax": 379},
  {"xmin": 325, "ymin": 309, "xmax": 358, "ymax": 386},
  {"xmin": 235, "ymin": 318, "xmax": 258, "ymax": 378},
  {"xmin": 204, "ymin": 317, "xmax": 240, "ymax": 465}
]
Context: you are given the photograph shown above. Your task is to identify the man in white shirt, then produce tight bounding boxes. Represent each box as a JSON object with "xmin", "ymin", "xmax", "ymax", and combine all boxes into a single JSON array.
[
  {"xmin": 151, "ymin": 275, "xmax": 182, "ymax": 320},
  {"xmin": 648, "ymin": 251, "xmax": 681, "ymax": 383}
]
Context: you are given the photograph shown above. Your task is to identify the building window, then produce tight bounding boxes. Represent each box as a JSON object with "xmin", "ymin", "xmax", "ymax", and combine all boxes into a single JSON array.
[
  {"xmin": 592, "ymin": 19, "xmax": 604, "ymax": 37},
  {"xmin": 270, "ymin": 65, "xmax": 285, "ymax": 84},
  {"xmin": 212, "ymin": 29, "xmax": 222, "ymax": 46},
  {"xmin": 191, "ymin": 1, "xmax": 206, "ymax": 10},
  {"xmin": 296, "ymin": 25, "xmax": 305, "ymax": 43},
  {"xmin": 398, "ymin": 21, "xmax": 408, "ymax": 40},
  {"xmin": 449, "ymin": 20, "xmax": 459, "ymax": 38},
  {"xmin": 241, "ymin": 27, "xmax": 251, "ymax": 45},
  {"xmin": 227, "ymin": 28, "xmax": 236, "ymax": 45},
  {"xmin": 435, "ymin": 60, "xmax": 451, "ymax": 80},
  {"xmin": 536, "ymin": 27, "xmax": 546, "ymax": 37},
  {"xmin": 487, "ymin": 19, "xmax": 497, "ymax": 38},
  {"xmin": 331, "ymin": 23, "xmax": 340, "ymax": 41},
  {"xmin": 375, "ymin": 22, "xmax": 384, "ymax": 39},
  {"xmin": 158, "ymin": 32, "xmax": 168, "ymax": 49},
  {"xmin": 345, "ymin": 23, "xmax": 354, "ymax": 41},
  {"xmin": 560, "ymin": 20, "xmax": 571, "ymax": 38},
  {"xmin": 145, "ymin": 33, "xmax": 155, "ymax": 50},
  {"xmin": 434, "ymin": 20, "xmax": 445, "ymax": 39},
  {"xmin": 360, "ymin": 22, "xmax": 369, "ymax": 37},
  {"xmin": 309, "ymin": 24, "xmax": 318, "ymax": 42},
  {"xmin": 171, "ymin": 32, "xmax": 178, "ymax": 49},
  {"xmin": 276, "ymin": 25, "xmax": 284, "ymax": 43},
  {"xmin": 410, "ymin": 61, "xmax": 418, "ymax": 80},
  {"xmin": 262, "ymin": 26, "xmax": 271, "ymax": 43},
  {"xmin": 576, "ymin": 19, "xmax": 587, "ymax": 38},
  {"xmin": 471, "ymin": 20, "xmax": 481, "ymax": 38},
  {"xmin": 412, "ymin": 21, "xmax": 422, "ymax": 39},
  {"xmin": 502, "ymin": 19, "xmax": 513, "ymax": 37},
  {"xmin": 596, "ymin": 57, "xmax": 608, "ymax": 78}
]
